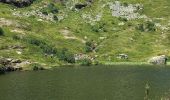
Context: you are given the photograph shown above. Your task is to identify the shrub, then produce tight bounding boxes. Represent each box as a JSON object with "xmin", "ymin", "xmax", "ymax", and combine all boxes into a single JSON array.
[
  {"xmin": 58, "ymin": 48, "xmax": 75, "ymax": 63},
  {"xmin": 31, "ymin": 63, "xmax": 44, "ymax": 71},
  {"xmin": 85, "ymin": 40, "xmax": 96, "ymax": 53},
  {"xmin": 85, "ymin": 46, "xmax": 93, "ymax": 52},
  {"xmin": 48, "ymin": 3, "xmax": 59, "ymax": 14},
  {"xmin": 32, "ymin": 65, "xmax": 39, "ymax": 71},
  {"xmin": 136, "ymin": 21, "xmax": 156, "ymax": 32},
  {"xmin": 40, "ymin": 44, "xmax": 57, "ymax": 55},
  {"xmin": 0, "ymin": 27, "xmax": 4, "ymax": 36},
  {"xmin": 123, "ymin": 2, "xmax": 128, "ymax": 7},
  {"xmin": 94, "ymin": 60, "xmax": 100, "ymax": 65},
  {"xmin": 41, "ymin": 3, "xmax": 59, "ymax": 15},
  {"xmin": 118, "ymin": 17, "xmax": 128, "ymax": 22},
  {"xmin": 91, "ymin": 25, "xmax": 99, "ymax": 32},
  {"xmin": 80, "ymin": 58, "xmax": 92, "ymax": 66},
  {"xmin": 13, "ymin": 34, "xmax": 21, "ymax": 40},
  {"xmin": 146, "ymin": 21, "xmax": 156, "ymax": 31},
  {"xmin": 27, "ymin": 37, "xmax": 45, "ymax": 46},
  {"xmin": 41, "ymin": 10, "xmax": 48, "ymax": 15},
  {"xmin": 136, "ymin": 24, "xmax": 145, "ymax": 32}
]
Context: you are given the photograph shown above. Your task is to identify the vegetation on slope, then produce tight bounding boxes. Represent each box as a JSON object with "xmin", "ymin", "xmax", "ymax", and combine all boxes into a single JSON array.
[{"xmin": 0, "ymin": 0, "xmax": 170, "ymax": 68}]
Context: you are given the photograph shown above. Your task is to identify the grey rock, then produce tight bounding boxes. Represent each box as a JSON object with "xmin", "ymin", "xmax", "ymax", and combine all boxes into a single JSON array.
[
  {"xmin": 148, "ymin": 55, "xmax": 167, "ymax": 65},
  {"xmin": 117, "ymin": 54, "xmax": 128, "ymax": 59}
]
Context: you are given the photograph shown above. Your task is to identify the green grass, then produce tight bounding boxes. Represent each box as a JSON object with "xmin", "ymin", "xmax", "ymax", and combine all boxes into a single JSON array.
[{"xmin": 0, "ymin": 0, "xmax": 170, "ymax": 67}]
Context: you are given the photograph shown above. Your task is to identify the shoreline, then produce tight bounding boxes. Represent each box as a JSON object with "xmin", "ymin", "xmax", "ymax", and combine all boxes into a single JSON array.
[{"xmin": 1, "ymin": 61, "xmax": 169, "ymax": 75}]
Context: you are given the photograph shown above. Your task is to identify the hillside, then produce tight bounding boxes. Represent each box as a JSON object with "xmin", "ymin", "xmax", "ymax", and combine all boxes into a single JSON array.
[{"xmin": 0, "ymin": 0, "xmax": 170, "ymax": 69}]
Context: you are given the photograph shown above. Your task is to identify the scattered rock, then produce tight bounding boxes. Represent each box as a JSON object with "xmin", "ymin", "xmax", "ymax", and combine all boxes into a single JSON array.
[
  {"xmin": 0, "ymin": 57, "xmax": 31, "ymax": 73},
  {"xmin": 118, "ymin": 22, "xmax": 125, "ymax": 26},
  {"xmin": 148, "ymin": 55, "xmax": 167, "ymax": 65},
  {"xmin": 108, "ymin": 1, "xmax": 147, "ymax": 20},
  {"xmin": 74, "ymin": 53, "xmax": 94, "ymax": 62},
  {"xmin": 117, "ymin": 54, "xmax": 128, "ymax": 59},
  {"xmin": 16, "ymin": 51, "xmax": 22, "ymax": 55},
  {"xmin": 11, "ymin": 59, "xmax": 22, "ymax": 63},
  {"xmin": 8, "ymin": 45, "xmax": 25, "ymax": 49},
  {"xmin": 99, "ymin": 37, "xmax": 107, "ymax": 40}
]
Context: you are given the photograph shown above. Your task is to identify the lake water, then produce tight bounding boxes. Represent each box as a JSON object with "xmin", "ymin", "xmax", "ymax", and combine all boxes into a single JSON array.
[{"xmin": 0, "ymin": 65, "xmax": 170, "ymax": 100}]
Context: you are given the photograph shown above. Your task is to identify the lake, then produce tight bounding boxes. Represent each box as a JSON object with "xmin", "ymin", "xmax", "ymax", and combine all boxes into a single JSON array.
[{"xmin": 0, "ymin": 65, "xmax": 170, "ymax": 100}]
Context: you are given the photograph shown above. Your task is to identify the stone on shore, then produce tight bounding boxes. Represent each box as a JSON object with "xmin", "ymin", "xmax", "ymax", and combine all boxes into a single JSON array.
[{"xmin": 148, "ymin": 55, "xmax": 167, "ymax": 65}]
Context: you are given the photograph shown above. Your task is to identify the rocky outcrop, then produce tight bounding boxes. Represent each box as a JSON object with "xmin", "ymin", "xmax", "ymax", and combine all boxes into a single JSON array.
[
  {"xmin": 117, "ymin": 54, "xmax": 128, "ymax": 59},
  {"xmin": 148, "ymin": 55, "xmax": 167, "ymax": 65},
  {"xmin": 0, "ymin": 57, "xmax": 25, "ymax": 73},
  {"xmin": 0, "ymin": 0, "xmax": 35, "ymax": 7}
]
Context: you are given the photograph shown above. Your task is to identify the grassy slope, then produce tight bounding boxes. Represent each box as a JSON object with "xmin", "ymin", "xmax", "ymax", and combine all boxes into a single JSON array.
[{"xmin": 0, "ymin": 0, "xmax": 170, "ymax": 67}]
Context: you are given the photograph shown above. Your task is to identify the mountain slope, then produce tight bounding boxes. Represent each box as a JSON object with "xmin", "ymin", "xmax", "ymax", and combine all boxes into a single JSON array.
[{"xmin": 0, "ymin": 0, "xmax": 170, "ymax": 68}]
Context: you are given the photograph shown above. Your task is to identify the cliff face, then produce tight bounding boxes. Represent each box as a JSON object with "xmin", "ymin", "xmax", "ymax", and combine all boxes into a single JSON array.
[{"xmin": 0, "ymin": 0, "xmax": 35, "ymax": 7}]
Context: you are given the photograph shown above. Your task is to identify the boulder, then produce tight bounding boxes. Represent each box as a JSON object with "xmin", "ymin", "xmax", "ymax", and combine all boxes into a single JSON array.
[
  {"xmin": 11, "ymin": 59, "xmax": 22, "ymax": 63},
  {"xmin": 0, "ymin": 58, "xmax": 12, "ymax": 66},
  {"xmin": 0, "ymin": 0, "xmax": 35, "ymax": 7},
  {"xmin": 148, "ymin": 55, "xmax": 167, "ymax": 65},
  {"xmin": 117, "ymin": 54, "xmax": 128, "ymax": 59}
]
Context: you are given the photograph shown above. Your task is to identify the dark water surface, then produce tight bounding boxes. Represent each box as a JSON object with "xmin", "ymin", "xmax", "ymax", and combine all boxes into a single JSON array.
[{"xmin": 0, "ymin": 65, "xmax": 170, "ymax": 100}]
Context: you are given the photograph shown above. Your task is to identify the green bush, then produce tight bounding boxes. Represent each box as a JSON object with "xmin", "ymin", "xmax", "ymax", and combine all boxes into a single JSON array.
[
  {"xmin": 91, "ymin": 25, "xmax": 99, "ymax": 32},
  {"xmin": 146, "ymin": 21, "xmax": 156, "ymax": 31},
  {"xmin": 26, "ymin": 37, "xmax": 46, "ymax": 46},
  {"xmin": 57, "ymin": 48, "xmax": 75, "ymax": 63},
  {"xmin": 136, "ymin": 24, "xmax": 145, "ymax": 32},
  {"xmin": 25, "ymin": 36, "xmax": 57, "ymax": 54},
  {"xmin": 91, "ymin": 22, "xmax": 107, "ymax": 33},
  {"xmin": 93, "ymin": 60, "xmax": 100, "ymax": 65},
  {"xmin": 41, "ymin": 3, "xmax": 59, "ymax": 15},
  {"xmin": 79, "ymin": 58, "xmax": 92, "ymax": 66},
  {"xmin": 12, "ymin": 35, "xmax": 21, "ymax": 40},
  {"xmin": 31, "ymin": 63, "xmax": 45, "ymax": 71},
  {"xmin": 0, "ymin": 27, "xmax": 4, "ymax": 36},
  {"xmin": 136, "ymin": 21, "xmax": 156, "ymax": 32},
  {"xmin": 118, "ymin": 17, "xmax": 128, "ymax": 22},
  {"xmin": 40, "ymin": 44, "xmax": 57, "ymax": 55},
  {"xmin": 85, "ymin": 40, "xmax": 96, "ymax": 53}
]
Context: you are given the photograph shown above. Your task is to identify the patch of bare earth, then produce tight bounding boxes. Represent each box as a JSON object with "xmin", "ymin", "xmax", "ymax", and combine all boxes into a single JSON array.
[{"xmin": 59, "ymin": 28, "xmax": 86, "ymax": 43}]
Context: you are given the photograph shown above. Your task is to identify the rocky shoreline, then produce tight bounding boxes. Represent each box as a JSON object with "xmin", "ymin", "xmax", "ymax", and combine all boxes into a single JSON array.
[
  {"xmin": 0, "ymin": 57, "xmax": 25, "ymax": 74},
  {"xmin": 0, "ymin": 54, "xmax": 168, "ymax": 75}
]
